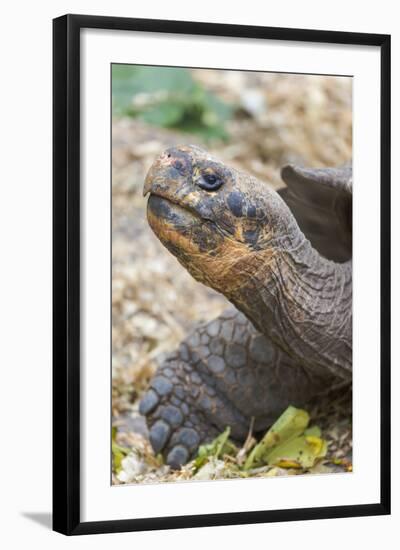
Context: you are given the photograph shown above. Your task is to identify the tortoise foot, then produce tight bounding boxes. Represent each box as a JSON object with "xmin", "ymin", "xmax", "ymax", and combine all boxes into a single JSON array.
[
  {"xmin": 139, "ymin": 353, "xmax": 252, "ymax": 469},
  {"xmin": 139, "ymin": 308, "xmax": 327, "ymax": 469}
]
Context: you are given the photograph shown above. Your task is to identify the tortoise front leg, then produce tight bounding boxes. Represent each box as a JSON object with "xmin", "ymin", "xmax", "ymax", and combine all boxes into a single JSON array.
[{"xmin": 139, "ymin": 308, "xmax": 330, "ymax": 468}]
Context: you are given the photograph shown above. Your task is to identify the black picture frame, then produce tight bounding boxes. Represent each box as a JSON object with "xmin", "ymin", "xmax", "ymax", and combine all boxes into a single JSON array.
[{"xmin": 53, "ymin": 14, "xmax": 391, "ymax": 535}]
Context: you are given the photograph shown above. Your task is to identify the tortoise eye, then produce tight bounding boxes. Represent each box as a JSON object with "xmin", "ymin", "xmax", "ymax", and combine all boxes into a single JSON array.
[{"xmin": 198, "ymin": 172, "xmax": 224, "ymax": 191}]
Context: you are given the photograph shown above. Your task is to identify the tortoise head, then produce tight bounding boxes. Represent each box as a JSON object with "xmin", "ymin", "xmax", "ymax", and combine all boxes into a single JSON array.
[
  {"xmin": 143, "ymin": 145, "xmax": 295, "ymax": 295},
  {"xmin": 144, "ymin": 145, "xmax": 353, "ymax": 378}
]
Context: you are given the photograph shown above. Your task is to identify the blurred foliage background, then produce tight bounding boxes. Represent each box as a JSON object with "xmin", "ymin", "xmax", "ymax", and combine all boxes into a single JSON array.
[
  {"xmin": 112, "ymin": 65, "xmax": 233, "ymax": 140},
  {"xmin": 111, "ymin": 65, "xmax": 353, "ymax": 484}
]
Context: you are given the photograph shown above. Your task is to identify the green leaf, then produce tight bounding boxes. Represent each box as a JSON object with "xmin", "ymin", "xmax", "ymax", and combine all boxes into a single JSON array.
[
  {"xmin": 111, "ymin": 427, "xmax": 131, "ymax": 474},
  {"xmin": 304, "ymin": 425, "xmax": 322, "ymax": 438},
  {"xmin": 193, "ymin": 427, "xmax": 237, "ymax": 470},
  {"xmin": 243, "ymin": 406, "xmax": 328, "ymax": 471},
  {"xmin": 244, "ymin": 406, "xmax": 310, "ymax": 469},
  {"xmin": 140, "ymin": 102, "xmax": 184, "ymax": 127},
  {"xmin": 265, "ymin": 433, "xmax": 327, "ymax": 469},
  {"xmin": 111, "ymin": 65, "xmax": 233, "ymax": 140}
]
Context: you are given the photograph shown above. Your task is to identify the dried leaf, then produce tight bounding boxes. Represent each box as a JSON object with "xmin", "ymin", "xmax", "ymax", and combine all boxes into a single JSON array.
[
  {"xmin": 194, "ymin": 457, "xmax": 242, "ymax": 480},
  {"xmin": 194, "ymin": 427, "xmax": 238, "ymax": 470}
]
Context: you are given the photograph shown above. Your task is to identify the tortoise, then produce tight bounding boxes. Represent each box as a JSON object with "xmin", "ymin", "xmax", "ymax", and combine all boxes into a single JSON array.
[{"xmin": 139, "ymin": 145, "xmax": 352, "ymax": 469}]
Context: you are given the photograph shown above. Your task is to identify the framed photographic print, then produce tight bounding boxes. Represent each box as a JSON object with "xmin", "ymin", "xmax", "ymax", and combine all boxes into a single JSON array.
[{"xmin": 53, "ymin": 14, "xmax": 391, "ymax": 535}]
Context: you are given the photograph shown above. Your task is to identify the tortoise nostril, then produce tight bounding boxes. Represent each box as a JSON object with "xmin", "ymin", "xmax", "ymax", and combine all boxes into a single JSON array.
[
  {"xmin": 173, "ymin": 160, "xmax": 184, "ymax": 172},
  {"xmin": 160, "ymin": 148, "xmax": 193, "ymax": 175}
]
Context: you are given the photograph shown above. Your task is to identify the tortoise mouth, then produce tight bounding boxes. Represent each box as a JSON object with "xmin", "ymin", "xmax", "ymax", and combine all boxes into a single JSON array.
[
  {"xmin": 147, "ymin": 194, "xmax": 208, "ymax": 249},
  {"xmin": 147, "ymin": 193, "xmax": 201, "ymax": 224},
  {"xmin": 147, "ymin": 193, "xmax": 226, "ymax": 261}
]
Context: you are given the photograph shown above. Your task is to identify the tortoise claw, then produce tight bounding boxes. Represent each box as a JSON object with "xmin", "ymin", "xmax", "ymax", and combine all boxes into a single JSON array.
[
  {"xmin": 166, "ymin": 446, "xmax": 189, "ymax": 469},
  {"xmin": 139, "ymin": 357, "xmax": 222, "ymax": 468},
  {"xmin": 138, "ymin": 389, "xmax": 159, "ymax": 415},
  {"xmin": 149, "ymin": 420, "xmax": 171, "ymax": 453}
]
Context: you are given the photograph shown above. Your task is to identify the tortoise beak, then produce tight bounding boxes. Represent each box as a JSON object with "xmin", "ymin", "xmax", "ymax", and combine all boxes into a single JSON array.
[
  {"xmin": 143, "ymin": 169, "xmax": 154, "ymax": 197},
  {"xmin": 143, "ymin": 149, "xmax": 184, "ymax": 197},
  {"xmin": 143, "ymin": 146, "xmax": 197, "ymax": 198},
  {"xmin": 143, "ymin": 153, "xmax": 168, "ymax": 197}
]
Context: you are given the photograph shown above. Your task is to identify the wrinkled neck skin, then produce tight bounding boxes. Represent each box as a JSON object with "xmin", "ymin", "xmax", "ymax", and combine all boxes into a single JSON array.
[{"xmin": 225, "ymin": 221, "xmax": 352, "ymax": 381}]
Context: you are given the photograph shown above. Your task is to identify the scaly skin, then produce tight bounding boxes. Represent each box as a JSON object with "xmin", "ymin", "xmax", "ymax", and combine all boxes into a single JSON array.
[
  {"xmin": 140, "ymin": 145, "xmax": 352, "ymax": 467},
  {"xmin": 140, "ymin": 308, "xmax": 333, "ymax": 468}
]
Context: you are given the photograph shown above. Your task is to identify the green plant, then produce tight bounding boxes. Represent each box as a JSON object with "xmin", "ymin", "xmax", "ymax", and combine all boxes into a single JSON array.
[{"xmin": 112, "ymin": 65, "xmax": 233, "ymax": 140}]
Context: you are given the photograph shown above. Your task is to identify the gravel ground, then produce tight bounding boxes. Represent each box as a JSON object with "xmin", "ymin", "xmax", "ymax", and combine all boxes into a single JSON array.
[{"xmin": 112, "ymin": 71, "xmax": 352, "ymax": 484}]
